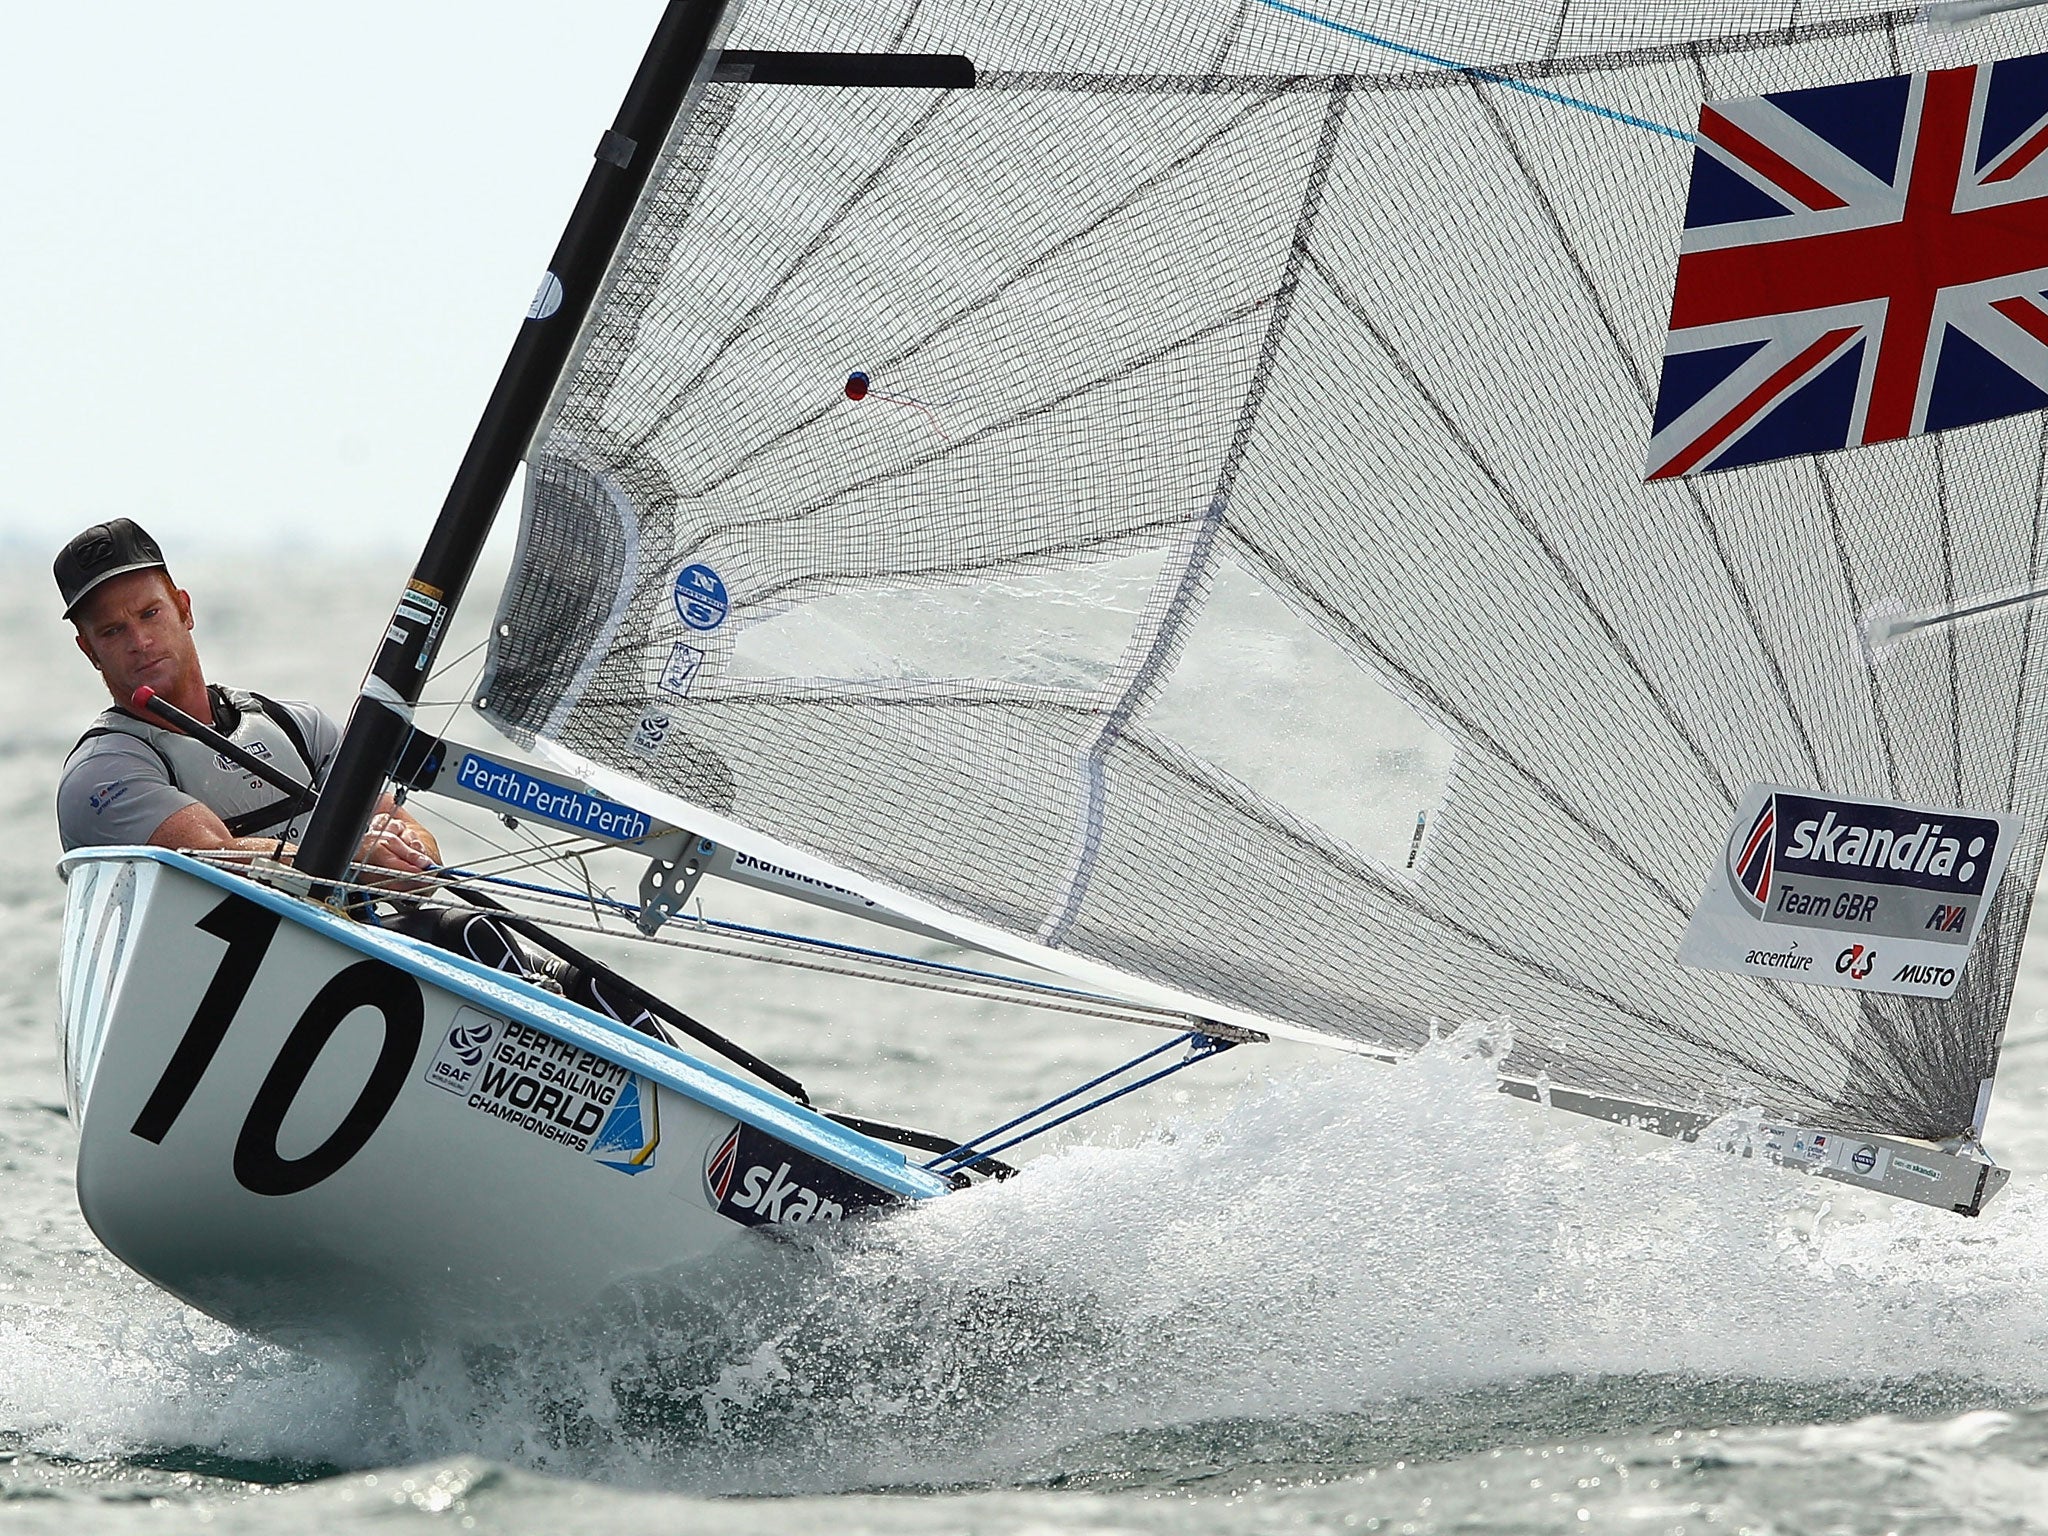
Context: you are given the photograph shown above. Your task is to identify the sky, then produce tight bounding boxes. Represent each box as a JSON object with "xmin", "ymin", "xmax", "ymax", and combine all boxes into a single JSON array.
[{"xmin": 0, "ymin": 2, "xmax": 673, "ymax": 565}]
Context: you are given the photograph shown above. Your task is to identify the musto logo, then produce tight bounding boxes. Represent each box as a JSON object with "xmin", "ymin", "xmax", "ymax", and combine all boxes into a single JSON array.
[
  {"xmin": 1727, "ymin": 791, "xmax": 1999, "ymax": 943},
  {"xmin": 703, "ymin": 1123, "xmax": 899, "ymax": 1229}
]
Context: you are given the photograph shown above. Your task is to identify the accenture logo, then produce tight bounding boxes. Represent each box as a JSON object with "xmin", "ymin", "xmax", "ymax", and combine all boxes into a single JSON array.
[{"xmin": 1727, "ymin": 791, "xmax": 2000, "ymax": 917}]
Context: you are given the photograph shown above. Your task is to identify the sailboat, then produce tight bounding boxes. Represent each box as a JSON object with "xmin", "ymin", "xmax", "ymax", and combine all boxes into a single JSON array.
[{"xmin": 56, "ymin": 0, "xmax": 2048, "ymax": 1350}]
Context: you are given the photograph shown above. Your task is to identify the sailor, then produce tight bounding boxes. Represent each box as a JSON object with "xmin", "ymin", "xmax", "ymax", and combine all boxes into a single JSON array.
[{"xmin": 53, "ymin": 517, "xmax": 437, "ymax": 881}]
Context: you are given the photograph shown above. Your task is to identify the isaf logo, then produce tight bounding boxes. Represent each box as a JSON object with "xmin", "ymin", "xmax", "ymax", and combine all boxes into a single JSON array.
[
  {"xmin": 423, "ymin": 1009, "xmax": 504, "ymax": 1096},
  {"xmin": 704, "ymin": 1123, "xmax": 898, "ymax": 1229}
]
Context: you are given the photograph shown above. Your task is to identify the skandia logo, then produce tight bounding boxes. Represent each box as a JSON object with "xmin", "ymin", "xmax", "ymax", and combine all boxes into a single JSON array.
[
  {"xmin": 1727, "ymin": 791, "xmax": 2001, "ymax": 914},
  {"xmin": 703, "ymin": 1123, "xmax": 897, "ymax": 1229},
  {"xmin": 1729, "ymin": 797, "xmax": 1776, "ymax": 913}
]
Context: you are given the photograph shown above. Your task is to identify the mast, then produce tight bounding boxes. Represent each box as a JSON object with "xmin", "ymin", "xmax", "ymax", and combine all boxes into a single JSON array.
[{"xmin": 294, "ymin": 0, "xmax": 735, "ymax": 886}]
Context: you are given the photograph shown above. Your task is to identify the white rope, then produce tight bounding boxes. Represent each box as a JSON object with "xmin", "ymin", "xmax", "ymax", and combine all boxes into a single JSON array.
[{"xmin": 193, "ymin": 854, "xmax": 1209, "ymax": 1034}]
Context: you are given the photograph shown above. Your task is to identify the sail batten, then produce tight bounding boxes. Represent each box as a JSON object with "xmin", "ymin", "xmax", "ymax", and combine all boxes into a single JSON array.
[{"xmin": 482, "ymin": 0, "xmax": 2048, "ymax": 1144}]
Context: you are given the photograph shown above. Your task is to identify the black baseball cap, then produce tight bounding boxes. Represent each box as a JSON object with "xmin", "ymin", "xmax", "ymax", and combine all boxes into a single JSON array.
[{"xmin": 55, "ymin": 518, "xmax": 170, "ymax": 619}]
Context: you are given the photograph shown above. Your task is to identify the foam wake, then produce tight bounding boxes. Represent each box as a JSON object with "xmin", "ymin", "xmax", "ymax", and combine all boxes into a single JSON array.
[{"xmin": 7, "ymin": 1030, "xmax": 2048, "ymax": 1493}]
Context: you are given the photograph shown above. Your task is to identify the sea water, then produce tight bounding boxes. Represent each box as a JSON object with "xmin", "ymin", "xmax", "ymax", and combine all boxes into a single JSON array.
[{"xmin": 9, "ymin": 553, "xmax": 2048, "ymax": 1533}]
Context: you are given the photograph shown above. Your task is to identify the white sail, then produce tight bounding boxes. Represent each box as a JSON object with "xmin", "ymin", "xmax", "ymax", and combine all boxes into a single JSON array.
[{"xmin": 478, "ymin": 0, "xmax": 2048, "ymax": 1144}]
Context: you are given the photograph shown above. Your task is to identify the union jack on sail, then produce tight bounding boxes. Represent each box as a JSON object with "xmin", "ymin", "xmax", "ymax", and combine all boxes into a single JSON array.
[{"xmin": 1647, "ymin": 52, "xmax": 2048, "ymax": 480}]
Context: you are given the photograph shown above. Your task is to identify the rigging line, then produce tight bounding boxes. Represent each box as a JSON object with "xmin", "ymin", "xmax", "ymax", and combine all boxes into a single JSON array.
[
  {"xmin": 927, "ymin": 1032, "xmax": 1203, "ymax": 1169},
  {"xmin": 424, "ymin": 638, "xmax": 488, "ymax": 687},
  {"xmin": 436, "ymin": 864, "xmax": 1197, "ymax": 1010},
  {"xmin": 296, "ymin": 872, "xmax": 1205, "ymax": 1029},
  {"xmin": 934, "ymin": 1038, "xmax": 1239, "ymax": 1171},
  {"xmin": 420, "ymin": 801, "xmax": 612, "ymax": 886},
  {"xmin": 1816, "ymin": 459, "xmax": 1902, "ymax": 798},
  {"xmin": 672, "ymin": 86, "xmax": 1295, "ymax": 505},
  {"xmin": 2000, "ymin": 418, "xmax": 2048, "ymax": 815},
  {"xmin": 432, "ymin": 654, "xmax": 492, "ymax": 743},
  {"xmin": 1248, "ymin": 0, "xmax": 1691, "ymax": 140},
  {"xmin": 1041, "ymin": 81, "xmax": 1354, "ymax": 947}
]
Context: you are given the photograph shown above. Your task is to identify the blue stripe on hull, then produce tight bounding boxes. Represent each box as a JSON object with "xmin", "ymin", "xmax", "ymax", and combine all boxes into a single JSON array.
[{"xmin": 58, "ymin": 847, "xmax": 954, "ymax": 1203}]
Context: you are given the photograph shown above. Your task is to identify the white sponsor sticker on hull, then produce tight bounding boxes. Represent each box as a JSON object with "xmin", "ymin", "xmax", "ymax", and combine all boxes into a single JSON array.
[
  {"xmin": 1680, "ymin": 783, "xmax": 2019, "ymax": 998},
  {"xmin": 423, "ymin": 1012, "xmax": 658, "ymax": 1173}
]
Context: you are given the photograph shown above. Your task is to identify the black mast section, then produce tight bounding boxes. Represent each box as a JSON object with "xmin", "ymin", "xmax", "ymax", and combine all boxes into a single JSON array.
[{"xmin": 295, "ymin": 0, "xmax": 733, "ymax": 885}]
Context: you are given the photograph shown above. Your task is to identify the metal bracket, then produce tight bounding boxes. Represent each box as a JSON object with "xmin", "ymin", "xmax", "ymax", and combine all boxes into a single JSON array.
[{"xmin": 637, "ymin": 837, "xmax": 712, "ymax": 935}]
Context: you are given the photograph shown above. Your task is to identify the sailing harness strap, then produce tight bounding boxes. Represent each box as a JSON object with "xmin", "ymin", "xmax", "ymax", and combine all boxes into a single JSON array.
[{"xmin": 73, "ymin": 686, "xmax": 320, "ymax": 837}]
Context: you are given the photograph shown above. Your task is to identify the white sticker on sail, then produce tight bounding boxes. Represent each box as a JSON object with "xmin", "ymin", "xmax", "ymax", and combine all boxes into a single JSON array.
[{"xmin": 1677, "ymin": 782, "xmax": 2019, "ymax": 999}]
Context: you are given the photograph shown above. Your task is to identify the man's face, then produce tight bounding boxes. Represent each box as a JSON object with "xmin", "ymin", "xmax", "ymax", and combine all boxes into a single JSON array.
[{"xmin": 72, "ymin": 570, "xmax": 201, "ymax": 707}]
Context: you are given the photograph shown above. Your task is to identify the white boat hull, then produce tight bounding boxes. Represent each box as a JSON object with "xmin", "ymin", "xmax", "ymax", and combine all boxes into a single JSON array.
[{"xmin": 56, "ymin": 848, "xmax": 951, "ymax": 1350}]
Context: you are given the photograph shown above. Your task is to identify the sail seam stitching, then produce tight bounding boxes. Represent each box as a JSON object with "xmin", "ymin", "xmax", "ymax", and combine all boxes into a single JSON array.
[
  {"xmin": 1307, "ymin": 245, "xmax": 1736, "ymax": 815},
  {"xmin": 672, "ymin": 88, "xmax": 1292, "ymax": 502}
]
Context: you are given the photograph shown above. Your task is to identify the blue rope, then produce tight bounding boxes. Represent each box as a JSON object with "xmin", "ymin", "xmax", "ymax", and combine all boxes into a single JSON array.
[
  {"xmin": 430, "ymin": 867, "xmax": 1244, "ymax": 1172},
  {"xmin": 1252, "ymin": 0, "xmax": 1693, "ymax": 142},
  {"xmin": 434, "ymin": 866, "xmax": 1135, "ymax": 1004},
  {"xmin": 928, "ymin": 1033, "xmax": 1237, "ymax": 1173}
]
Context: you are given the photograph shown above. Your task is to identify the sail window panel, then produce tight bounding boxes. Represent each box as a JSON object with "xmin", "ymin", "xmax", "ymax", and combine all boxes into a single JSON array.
[
  {"xmin": 1139, "ymin": 554, "xmax": 1454, "ymax": 870},
  {"xmin": 1042, "ymin": 731, "xmax": 1880, "ymax": 1125},
  {"xmin": 569, "ymin": 694, "xmax": 1146, "ymax": 935},
  {"xmin": 719, "ymin": 545, "xmax": 1171, "ymax": 693},
  {"xmin": 1217, "ymin": 272, "xmax": 1738, "ymax": 905},
  {"xmin": 601, "ymin": 87, "xmax": 1318, "ymax": 501}
]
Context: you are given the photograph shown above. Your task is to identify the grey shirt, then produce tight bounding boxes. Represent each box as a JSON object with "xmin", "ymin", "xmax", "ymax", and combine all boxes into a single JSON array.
[{"xmin": 57, "ymin": 693, "xmax": 340, "ymax": 851}]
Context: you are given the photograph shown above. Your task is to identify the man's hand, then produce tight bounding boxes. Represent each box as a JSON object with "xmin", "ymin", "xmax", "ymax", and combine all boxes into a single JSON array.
[{"xmin": 355, "ymin": 806, "xmax": 438, "ymax": 892}]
